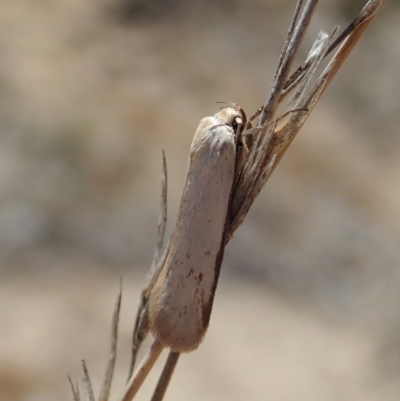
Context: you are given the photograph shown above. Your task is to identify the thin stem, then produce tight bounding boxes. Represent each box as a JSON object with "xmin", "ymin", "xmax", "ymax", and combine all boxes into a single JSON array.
[
  {"xmin": 151, "ymin": 352, "xmax": 181, "ymax": 401},
  {"xmin": 119, "ymin": 340, "xmax": 164, "ymax": 401}
]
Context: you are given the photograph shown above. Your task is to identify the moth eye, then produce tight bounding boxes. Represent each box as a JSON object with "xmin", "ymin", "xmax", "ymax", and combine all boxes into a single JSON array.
[{"xmin": 231, "ymin": 117, "xmax": 243, "ymax": 134}]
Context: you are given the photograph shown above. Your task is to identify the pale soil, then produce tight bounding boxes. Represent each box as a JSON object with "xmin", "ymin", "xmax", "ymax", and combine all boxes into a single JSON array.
[{"xmin": 0, "ymin": 266, "xmax": 398, "ymax": 401}]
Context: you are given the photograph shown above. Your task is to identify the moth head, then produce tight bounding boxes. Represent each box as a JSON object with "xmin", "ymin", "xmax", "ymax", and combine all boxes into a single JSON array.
[{"xmin": 214, "ymin": 106, "xmax": 247, "ymax": 138}]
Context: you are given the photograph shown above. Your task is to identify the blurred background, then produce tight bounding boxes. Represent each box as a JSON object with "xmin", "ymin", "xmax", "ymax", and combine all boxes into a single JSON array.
[{"xmin": 1, "ymin": 0, "xmax": 399, "ymax": 400}]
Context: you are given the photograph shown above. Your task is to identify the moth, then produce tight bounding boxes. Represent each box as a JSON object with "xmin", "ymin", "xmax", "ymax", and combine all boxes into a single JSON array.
[{"xmin": 148, "ymin": 106, "xmax": 247, "ymax": 353}]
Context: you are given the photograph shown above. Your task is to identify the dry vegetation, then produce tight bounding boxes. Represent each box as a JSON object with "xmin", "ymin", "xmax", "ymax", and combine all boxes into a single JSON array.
[{"xmin": 0, "ymin": 1, "xmax": 399, "ymax": 400}]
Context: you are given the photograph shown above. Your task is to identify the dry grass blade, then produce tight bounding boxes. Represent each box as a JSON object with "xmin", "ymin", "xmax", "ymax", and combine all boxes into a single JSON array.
[
  {"xmin": 128, "ymin": 151, "xmax": 169, "ymax": 380},
  {"xmin": 119, "ymin": 340, "xmax": 164, "ymax": 401},
  {"xmin": 98, "ymin": 282, "xmax": 122, "ymax": 401},
  {"xmin": 127, "ymin": 293, "xmax": 150, "ymax": 382},
  {"xmin": 318, "ymin": 0, "xmax": 387, "ymax": 97},
  {"xmin": 150, "ymin": 352, "xmax": 180, "ymax": 401},
  {"xmin": 69, "ymin": 375, "xmax": 81, "ymax": 401},
  {"xmin": 228, "ymin": 0, "xmax": 386, "ymax": 238},
  {"xmin": 273, "ymin": 0, "xmax": 387, "ymax": 167},
  {"xmin": 258, "ymin": 0, "xmax": 319, "ymax": 127},
  {"xmin": 149, "ymin": 150, "xmax": 168, "ymax": 275},
  {"xmin": 82, "ymin": 360, "xmax": 95, "ymax": 401}
]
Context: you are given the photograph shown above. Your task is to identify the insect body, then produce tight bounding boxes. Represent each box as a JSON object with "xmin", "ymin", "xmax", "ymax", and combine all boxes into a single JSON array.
[{"xmin": 148, "ymin": 107, "xmax": 245, "ymax": 353}]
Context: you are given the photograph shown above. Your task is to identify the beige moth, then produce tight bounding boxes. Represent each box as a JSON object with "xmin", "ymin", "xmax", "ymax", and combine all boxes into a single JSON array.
[{"xmin": 148, "ymin": 106, "xmax": 246, "ymax": 353}]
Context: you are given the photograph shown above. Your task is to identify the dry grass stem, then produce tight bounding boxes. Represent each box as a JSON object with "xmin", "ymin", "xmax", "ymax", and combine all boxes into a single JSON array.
[
  {"xmin": 119, "ymin": 340, "xmax": 164, "ymax": 401},
  {"xmin": 150, "ymin": 352, "xmax": 180, "ymax": 401},
  {"xmin": 149, "ymin": 150, "xmax": 168, "ymax": 276},
  {"xmin": 98, "ymin": 282, "xmax": 122, "ymax": 401},
  {"xmin": 228, "ymin": 0, "xmax": 386, "ymax": 237},
  {"xmin": 69, "ymin": 376, "xmax": 81, "ymax": 401},
  {"xmin": 128, "ymin": 150, "xmax": 169, "ymax": 380},
  {"xmin": 82, "ymin": 361, "xmax": 95, "ymax": 401}
]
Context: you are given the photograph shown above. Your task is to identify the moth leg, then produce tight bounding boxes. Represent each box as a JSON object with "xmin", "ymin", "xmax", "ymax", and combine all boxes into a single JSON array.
[
  {"xmin": 247, "ymin": 106, "xmax": 263, "ymax": 129},
  {"xmin": 235, "ymin": 140, "xmax": 249, "ymax": 177}
]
